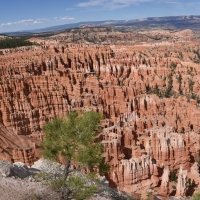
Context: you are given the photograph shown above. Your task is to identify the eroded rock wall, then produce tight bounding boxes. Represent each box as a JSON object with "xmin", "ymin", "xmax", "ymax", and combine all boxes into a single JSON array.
[{"xmin": 0, "ymin": 33, "xmax": 200, "ymax": 194}]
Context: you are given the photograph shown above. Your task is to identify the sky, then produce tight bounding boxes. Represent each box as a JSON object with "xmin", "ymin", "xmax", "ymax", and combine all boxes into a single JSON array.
[{"xmin": 0, "ymin": 0, "xmax": 199, "ymax": 33}]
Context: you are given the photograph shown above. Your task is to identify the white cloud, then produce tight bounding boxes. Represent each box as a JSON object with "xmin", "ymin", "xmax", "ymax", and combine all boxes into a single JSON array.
[
  {"xmin": 0, "ymin": 18, "xmax": 47, "ymax": 27},
  {"xmin": 37, "ymin": 18, "xmax": 48, "ymax": 21},
  {"xmin": 61, "ymin": 17, "xmax": 68, "ymax": 20},
  {"xmin": 184, "ymin": 1, "xmax": 200, "ymax": 7},
  {"xmin": 66, "ymin": 8, "xmax": 74, "ymax": 10},
  {"xmin": 77, "ymin": 0, "xmax": 200, "ymax": 10},
  {"xmin": 33, "ymin": 21, "xmax": 43, "ymax": 24},
  {"xmin": 54, "ymin": 16, "xmax": 75, "ymax": 21},
  {"xmin": 164, "ymin": 1, "xmax": 200, "ymax": 8},
  {"xmin": 77, "ymin": 0, "xmax": 154, "ymax": 9},
  {"xmin": 78, "ymin": 0, "xmax": 106, "ymax": 7}
]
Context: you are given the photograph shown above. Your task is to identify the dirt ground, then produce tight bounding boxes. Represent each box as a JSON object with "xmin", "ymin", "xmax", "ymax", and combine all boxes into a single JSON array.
[{"xmin": 0, "ymin": 176, "xmax": 59, "ymax": 200}]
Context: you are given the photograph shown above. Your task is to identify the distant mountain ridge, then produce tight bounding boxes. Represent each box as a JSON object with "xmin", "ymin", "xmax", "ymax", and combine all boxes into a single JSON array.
[{"xmin": 2, "ymin": 15, "xmax": 200, "ymax": 36}]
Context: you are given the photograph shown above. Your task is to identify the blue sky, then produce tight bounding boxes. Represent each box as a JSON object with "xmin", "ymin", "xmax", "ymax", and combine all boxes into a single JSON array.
[{"xmin": 0, "ymin": 0, "xmax": 199, "ymax": 33}]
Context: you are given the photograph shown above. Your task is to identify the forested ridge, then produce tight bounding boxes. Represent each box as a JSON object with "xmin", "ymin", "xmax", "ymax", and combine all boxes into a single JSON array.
[{"xmin": 0, "ymin": 37, "xmax": 34, "ymax": 49}]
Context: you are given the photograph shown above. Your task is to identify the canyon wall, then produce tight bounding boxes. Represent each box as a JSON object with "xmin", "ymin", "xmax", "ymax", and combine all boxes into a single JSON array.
[{"xmin": 0, "ymin": 30, "xmax": 200, "ymax": 195}]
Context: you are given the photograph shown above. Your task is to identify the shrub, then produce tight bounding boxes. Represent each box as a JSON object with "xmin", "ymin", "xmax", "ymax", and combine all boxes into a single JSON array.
[
  {"xmin": 32, "ymin": 194, "xmax": 41, "ymax": 200},
  {"xmin": 169, "ymin": 170, "xmax": 177, "ymax": 182},
  {"xmin": 42, "ymin": 111, "xmax": 109, "ymax": 199},
  {"xmin": 192, "ymin": 191, "xmax": 200, "ymax": 200}
]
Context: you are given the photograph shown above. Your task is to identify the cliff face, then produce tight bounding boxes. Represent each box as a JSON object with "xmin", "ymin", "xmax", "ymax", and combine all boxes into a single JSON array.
[{"xmin": 0, "ymin": 30, "xmax": 200, "ymax": 195}]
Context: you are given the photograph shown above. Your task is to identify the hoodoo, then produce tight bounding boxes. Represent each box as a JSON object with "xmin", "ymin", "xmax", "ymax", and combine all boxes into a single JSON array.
[{"xmin": 0, "ymin": 26, "xmax": 200, "ymax": 198}]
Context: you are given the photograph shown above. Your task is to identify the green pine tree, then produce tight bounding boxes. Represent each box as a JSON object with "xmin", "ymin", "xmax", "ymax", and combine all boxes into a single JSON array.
[{"xmin": 42, "ymin": 111, "xmax": 109, "ymax": 199}]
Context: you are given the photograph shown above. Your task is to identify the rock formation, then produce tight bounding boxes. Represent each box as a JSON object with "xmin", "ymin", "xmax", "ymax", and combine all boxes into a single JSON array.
[
  {"xmin": 175, "ymin": 166, "xmax": 188, "ymax": 197},
  {"xmin": 161, "ymin": 168, "xmax": 170, "ymax": 194},
  {"xmin": 0, "ymin": 28, "xmax": 200, "ymax": 197}
]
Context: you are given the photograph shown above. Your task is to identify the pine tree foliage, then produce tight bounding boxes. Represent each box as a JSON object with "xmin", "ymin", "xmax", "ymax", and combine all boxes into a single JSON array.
[
  {"xmin": 0, "ymin": 37, "xmax": 34, "ymax": 49},
  {"xmin": 42, "ymin": 111, "xmax": 109, "ymax": 199},
  {"xmin": 192, "ymin": 191, "xmax": 200, "ymax": 200},
  {"xmin": 43, "ymin": 111, "xmax": 104, "ymax": 170},
  {"xmin": 68, "ymin": 175, "xmax": 97, "ymax": 200}
]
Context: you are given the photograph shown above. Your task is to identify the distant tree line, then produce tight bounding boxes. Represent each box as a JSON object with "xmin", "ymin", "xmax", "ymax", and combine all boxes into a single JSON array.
[{"xmin": 0, "ymin": 37, "xmax": 34, "ymax": 49}]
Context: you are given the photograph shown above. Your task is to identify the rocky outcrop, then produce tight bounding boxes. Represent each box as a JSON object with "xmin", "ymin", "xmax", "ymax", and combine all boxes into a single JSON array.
[
  {"xmin": 0, "ymin": 30, "xmax": 200, "ymax": 196},
  {"xmin": 0, "ymin": 158, "xmax": 132, "ymax": 200},
  {"xmin": 0, "ymin": 160, "xmax": 12, "ymax": 177},
  {"xmin": 0, "ymin": 123, "xmax": 36, "ymax": 165},
  {"xmin": 161, "ymin": 168, "xmax": 170, "ymax": 194},
  {"xmin": 175, "ymin": 166, "xmax": 188, "ymax": 197}
]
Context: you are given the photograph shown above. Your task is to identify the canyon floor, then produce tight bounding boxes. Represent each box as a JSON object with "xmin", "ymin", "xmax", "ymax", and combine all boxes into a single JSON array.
[{"xmin": 0, "ymin": 27, "xmax": 200, "ymax": 198}]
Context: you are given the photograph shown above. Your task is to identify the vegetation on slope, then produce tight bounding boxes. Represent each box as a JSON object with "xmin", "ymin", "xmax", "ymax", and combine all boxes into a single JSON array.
[
  {"xmin": 0, "ymin": 37, "xmax": 34, "ymax": 49},
  {"xmin": 192, "ymin": 190, "xmax": 200, "ymax": 200},
  {"xmin": 42, "ymin": 111, "xmax": 109, "ymax": 200}
]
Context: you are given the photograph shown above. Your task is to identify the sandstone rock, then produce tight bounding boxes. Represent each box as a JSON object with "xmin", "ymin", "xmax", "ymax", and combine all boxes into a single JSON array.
[
  {"xmin": 190, "ymin": 162, "xmax": 199, "ymax": 176},
  {"xmin": 0, "ymin": 123, "xmax": 36, "ymax": 165},
  {"xmin": 12, "ymin": 162, "xmax": 31, "ymax": 179},
  {"xmin": 175, "ymin": 166, "xmax": 187, "ymax": 197},
  {"xmin": 0, "ymin": 160, "xmax": 12, "ymax": 177},
  {"xmin": 0, "ymin": 29, "xmax": 199, "ymax": 197},
  {"xmin": 31, "ymin": 158, "xmax": 64, "ymax": 175},
  {"xmin": 161, "ymin": 168, "xmax": 170, "ymax": 194}
]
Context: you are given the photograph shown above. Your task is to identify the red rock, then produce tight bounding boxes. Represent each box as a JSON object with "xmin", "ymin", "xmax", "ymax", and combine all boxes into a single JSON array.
[{"xmin": 0, "ymin": 30, "xmax": 200, "ymax": 196}]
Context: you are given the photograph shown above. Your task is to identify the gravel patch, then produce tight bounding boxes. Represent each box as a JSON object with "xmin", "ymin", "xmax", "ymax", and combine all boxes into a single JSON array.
[
  {"xmin": 0, "ymin": 175, "xmax": 59, "ymax": 200},
  {"xmin": 0, "ymin": 159, "xmax": 134, "ymax": 200}
]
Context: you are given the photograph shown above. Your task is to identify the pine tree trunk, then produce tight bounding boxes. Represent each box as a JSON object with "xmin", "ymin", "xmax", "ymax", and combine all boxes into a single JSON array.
[
  {"xmin": 59, "ymin": 160, "xmax": 71, "ymax": 199},
  {"xmin": 64, "ymin": 160, "xmax": 71, "ymax": 178}
]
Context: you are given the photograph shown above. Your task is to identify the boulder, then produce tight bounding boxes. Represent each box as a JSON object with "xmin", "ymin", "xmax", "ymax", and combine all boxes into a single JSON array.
[
  {"xmin": 31, "ymin": 158, "xmax": 64, "ymax": 175},
  {"xmin": 11, "ymin": 162, "xmax": 31, "ymax": 178},
  {"xmin": 0, "ymin": 160, "xmax": 12, "ymax": 177}
]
